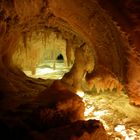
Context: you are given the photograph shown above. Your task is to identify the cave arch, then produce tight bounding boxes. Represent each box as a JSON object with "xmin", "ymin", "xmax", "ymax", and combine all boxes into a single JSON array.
[
  {"xmin": 0, "ymin": 0, "xmax": 127, "ymax": 92},
  {"xmin": 0, "ymin": 0, "xmax": 138, "ymax": 104},
  {"xmin": 1, "ymin": 1, "xmax": 140, "ymax": 139}
]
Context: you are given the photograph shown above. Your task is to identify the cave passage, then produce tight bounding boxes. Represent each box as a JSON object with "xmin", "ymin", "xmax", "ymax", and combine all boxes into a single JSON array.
[
  {"xmin": 0, "ymin": 0, "xmax": 140, "ymax": 139},
  {"xmin": 57, "ymin": 54, "xmax": 64, "ymax": 60},
  {"xmin": 13, "ymin": 40, "xmax": 140, "ymax": 138}
]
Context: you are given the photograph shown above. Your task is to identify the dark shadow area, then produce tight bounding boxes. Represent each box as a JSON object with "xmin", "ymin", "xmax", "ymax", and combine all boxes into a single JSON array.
[{"xmin": 57, "ymin": 54, "xmax": 64, "ymax": 60}]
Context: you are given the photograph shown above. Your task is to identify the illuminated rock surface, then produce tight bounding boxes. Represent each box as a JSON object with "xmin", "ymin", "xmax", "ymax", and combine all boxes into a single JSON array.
[
  {"xmin": 84, "ymin": 91, "xmax": 140, "ymax": 139},
  {"xmin": 0, "ymin": 0, "xmax": 140, "ymax": 139},
  {"xmin": 24, "ymin": 61, "xmax": 140, "ymax": 139}
]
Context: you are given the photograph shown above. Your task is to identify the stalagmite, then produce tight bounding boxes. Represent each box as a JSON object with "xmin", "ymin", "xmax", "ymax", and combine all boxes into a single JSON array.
[{"xmin": 62, "ymin": 43, "xmax": 94, "ymax": 91}]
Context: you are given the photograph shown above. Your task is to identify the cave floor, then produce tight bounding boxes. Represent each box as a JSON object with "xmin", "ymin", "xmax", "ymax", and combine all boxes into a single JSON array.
[
  {"xmin": 84, "ymin": 91, "xmax": 140, "ymax": 140},
  {"xmin": 23, "ymin": 60, "xmax": 140, "ymax": 140},
  {"xmin": 24, "ymin": 60, "xmax": 69, "ymax": 79}
]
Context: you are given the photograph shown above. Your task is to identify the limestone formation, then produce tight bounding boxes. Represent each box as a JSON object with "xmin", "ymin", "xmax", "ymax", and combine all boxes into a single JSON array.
[{"xmin": 0, "ymin": 0, "xmax": 140, "ymax": 139}]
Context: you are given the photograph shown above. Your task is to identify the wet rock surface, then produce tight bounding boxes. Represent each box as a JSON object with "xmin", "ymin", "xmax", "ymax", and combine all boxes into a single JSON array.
[{"xmin": 84, "ymin": 90, "xmax": 140, "ymax": 139}]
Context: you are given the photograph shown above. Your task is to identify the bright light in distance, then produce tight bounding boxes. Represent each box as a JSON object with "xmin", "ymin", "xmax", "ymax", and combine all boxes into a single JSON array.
[
  {"xmin": 36, "ymin": 68, "xmax": 58, "ymax": 75},
  {"xmin": 76, "ymin": 90, "xmax": 85, "ymax": 97}
]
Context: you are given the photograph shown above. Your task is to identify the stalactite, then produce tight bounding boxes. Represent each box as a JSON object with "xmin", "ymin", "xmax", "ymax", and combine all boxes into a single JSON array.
[
  {"xmin": 86, "ymin": 65, "xmax": 123, "ymax": 93},
  {"xmin": 66, "ymin": 39, "xmax": 73, "ymax": 67},
  {"xmin": 28, "ymin": 31, "xmax": 32, "ymax": 42},
  {"xmin": 52, "ymin": 41, "xmax": 56, "ymax": 70},
  {"xmin": 22, "ymin": 31, "xmax": 27, "ymax": 48},
  {"xmin": 44, "ymin": 31, "xmax": 47, "ymax": 48}
]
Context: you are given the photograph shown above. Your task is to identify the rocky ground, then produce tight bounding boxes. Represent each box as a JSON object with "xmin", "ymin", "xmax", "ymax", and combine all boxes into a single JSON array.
[
  {"xmin": 84, "ymin": 91, "xmax": 140, "ymax": 140},
  {"xmin": 24, "ymin": 61, "xmax": 140, "ymax": 140}
]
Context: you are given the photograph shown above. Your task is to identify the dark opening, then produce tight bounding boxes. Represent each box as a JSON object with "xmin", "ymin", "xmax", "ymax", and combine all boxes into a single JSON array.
[{"xmin": 57, "ymin": 54, "xmax": 64, "ymax": 60}]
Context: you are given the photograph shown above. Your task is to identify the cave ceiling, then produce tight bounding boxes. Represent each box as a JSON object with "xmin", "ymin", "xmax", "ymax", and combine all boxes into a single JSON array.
[
  {"xmin": 0, "ymin": 0, "xmax": 139, "ymax": 46},
  {"xmin": 97, "ymin": 0, "xmax": 140, "ymax": 49},
  {"xmin": 0, "ymin": 0, "xmax": 140, "ymax": 76},
  {"xmin": 0, "ymin": 0, "xmax": 82, "ymax": 44}
]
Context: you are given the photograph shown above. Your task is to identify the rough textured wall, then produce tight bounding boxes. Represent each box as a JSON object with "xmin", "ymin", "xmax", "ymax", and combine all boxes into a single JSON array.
[
  {"xmin": 49, "ymin": 0, "xmax": 127, "ymax": 81},
  {"xmin": 96, "ymin": 0, "xmax": 140, "ymax": 105}
]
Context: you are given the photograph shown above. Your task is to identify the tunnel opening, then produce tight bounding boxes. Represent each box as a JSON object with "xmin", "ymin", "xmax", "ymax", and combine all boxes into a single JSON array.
[
  {"xmin": 12, "ymin": 30, "xmax": 72, "ymax": 79},
  {"xmin": 57, "ymin": 54, "xmax": 64, "ymax": 60}
]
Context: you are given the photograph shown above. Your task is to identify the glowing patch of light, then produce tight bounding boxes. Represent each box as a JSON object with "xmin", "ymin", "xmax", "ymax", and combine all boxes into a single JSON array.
[
  {"xmin": 36, "ymin": 68, "xmax": 58, "ymax": 75},
  {"xmin": 93, "ymin": 110, "xmax": 109, "ymax": 117},
  {"xmin": 114, "ymin": 124, "xmax": 138, "ymax": 140},
  {"xmin": 114, "ymin": 124, "xmax": 125, "ymax": 132},
  {"xmin": 84, "ymin": 104, "xmax": 110, "ymax": 130},
  {"xmin": 76, "ymin": 90, "xmax": 85, "ymax": 97},
  {"xmin": 84, "ymin": 106, "xmax": 95, "ymax": 117}
]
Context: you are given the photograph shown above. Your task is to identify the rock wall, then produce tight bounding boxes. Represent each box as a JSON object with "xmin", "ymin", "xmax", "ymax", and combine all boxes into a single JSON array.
[{"xmin": 96, "ymin": 0, "xmax": 140, "ymax": 105}]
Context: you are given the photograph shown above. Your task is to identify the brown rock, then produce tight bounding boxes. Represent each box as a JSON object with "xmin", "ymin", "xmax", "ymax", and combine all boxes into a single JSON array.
[
  {"xmin": 32, "ymin": 80, "xmax": 85, "ymax": 130},
  {"xmin": 32, "ymin": 119, "xmax": 108, "ymax": 140}
]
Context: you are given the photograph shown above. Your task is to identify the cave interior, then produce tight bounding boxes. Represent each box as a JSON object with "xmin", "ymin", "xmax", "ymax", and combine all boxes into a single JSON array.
[{"xmin": 0, "ymin": 0, "xmax": 140, "ymax": 139}]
